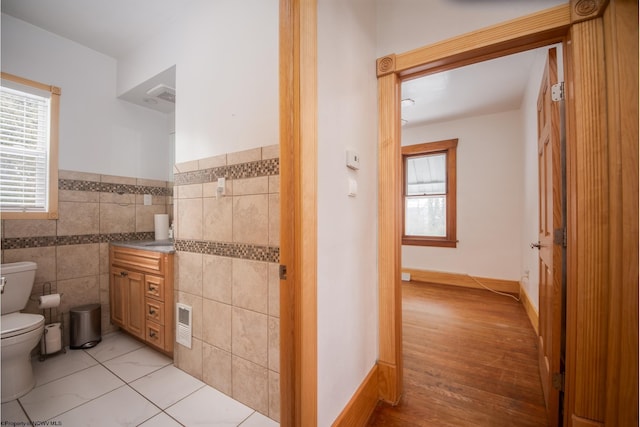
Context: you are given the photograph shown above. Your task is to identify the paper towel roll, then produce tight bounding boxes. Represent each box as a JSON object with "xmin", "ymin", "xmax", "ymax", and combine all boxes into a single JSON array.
[
  {"xmin": 38, "ymin": 293, "xmax": 61, "ymax": 309},
  {"xmin": 41, "ymin": 322, "xmax": 62, "ymax": 354},
  {"xmin": 154, "ymin": 214, "xmax": 169, "ymax": 240}
]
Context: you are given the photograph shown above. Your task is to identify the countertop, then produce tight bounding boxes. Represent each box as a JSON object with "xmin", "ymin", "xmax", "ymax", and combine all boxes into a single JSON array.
[{"xmin": 110, "ymin": 239, "xmax": 175, "ymax": 254}]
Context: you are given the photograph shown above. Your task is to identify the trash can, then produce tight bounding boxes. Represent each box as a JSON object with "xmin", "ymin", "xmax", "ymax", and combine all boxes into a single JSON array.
[{"xmin": 70, "ymin": 303, "xmax": 102, "ymax": 349}]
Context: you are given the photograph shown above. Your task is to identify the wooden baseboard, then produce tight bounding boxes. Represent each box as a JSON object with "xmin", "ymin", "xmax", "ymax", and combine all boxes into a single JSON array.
[
  {"xmin": 519, "ymin": 283, "xmax": 539, "ymax": 335},
  {"xmin": 402, "ymin": 268, "xmax": 520, "ymax": 294},
  {"xmin": 332, "ymin": 364, "xmax": 379, "ymax": 427}
]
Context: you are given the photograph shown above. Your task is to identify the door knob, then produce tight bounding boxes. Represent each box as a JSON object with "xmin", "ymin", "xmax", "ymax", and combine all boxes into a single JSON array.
[{"xmin": 530, "ymin": 242, "xmax": 542, "ymax": 249}]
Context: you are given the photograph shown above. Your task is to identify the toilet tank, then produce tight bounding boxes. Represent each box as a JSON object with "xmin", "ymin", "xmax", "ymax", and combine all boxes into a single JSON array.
[{"xmin": 0, "ymin": 262, "xmax": 37, "ymax": 315}]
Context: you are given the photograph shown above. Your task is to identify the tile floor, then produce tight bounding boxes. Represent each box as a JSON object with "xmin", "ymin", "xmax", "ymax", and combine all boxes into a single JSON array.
[{"xmin": 1, "ymin": 331, "xmax": 279, "ymax": 427}]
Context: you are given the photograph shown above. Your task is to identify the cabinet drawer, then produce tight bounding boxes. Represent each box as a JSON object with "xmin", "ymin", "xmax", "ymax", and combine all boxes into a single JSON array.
[
  {"xmin": 145, "ymin": 299, "xmax": 165, "ymax": 325},
  {"xmin": 146, "ymin": 321, "xmax": 165, "ymax": 349},
  {"xmin": 145, "ymin": 275, "xmax": 165, "ymax": 301},
  {"xmin": 111, "ymin": 247, "xmax": 164, "ymax": 275}
]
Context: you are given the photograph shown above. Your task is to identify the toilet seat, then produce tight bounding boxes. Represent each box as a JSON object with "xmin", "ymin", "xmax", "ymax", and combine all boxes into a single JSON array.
[{"xmin": 1, "ymin": 313, "xmax": 45, "ymax": 339}]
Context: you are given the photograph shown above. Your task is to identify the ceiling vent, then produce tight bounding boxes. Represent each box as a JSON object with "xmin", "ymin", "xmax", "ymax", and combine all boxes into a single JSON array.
[{"xmin": 146, "ymin": 84, "xmax": 175, "ymax": 103}]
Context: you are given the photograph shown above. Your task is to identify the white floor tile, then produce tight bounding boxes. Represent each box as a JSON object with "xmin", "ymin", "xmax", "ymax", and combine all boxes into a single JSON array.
[
  {"xmin": 54, "ymin": 385, "xmax": 161, "ymax": 426},
  {"xmin": 240, "ymin": 412, "xmax": 279, "ymax": 427},
  {"xmin": 103, "ymin": 346, "xmax": 172, "ymax": 383},
  {"xmin": 32, "ymin": 348, "xmax": 98, "ymax": 386},
  {"xmin": 130, "ymin": 365, "xmax": 205, "ymax": 409},
  {"xmin": 1, "ymin": 400, "xmax": 30, "ymax": 425},
  {"xmin": 19, "ymin": 364, "xmax": 124, "ymax": 422},
  {"xmin": 83, "ymin": 331, "xmax": 144, "ymax": 363},
  {"xmin": 166, "ymin": 386, "xmax": 254, "ymax": 427},
  {"xmin": 138, "ymin": 412, "xmax": 184, "ymax": 427}
]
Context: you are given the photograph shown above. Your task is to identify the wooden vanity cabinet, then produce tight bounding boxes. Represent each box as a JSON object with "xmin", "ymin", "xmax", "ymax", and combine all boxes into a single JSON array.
[{"xmin": 109, "ymin": 245, "xmax": 174, "ymax": 356}]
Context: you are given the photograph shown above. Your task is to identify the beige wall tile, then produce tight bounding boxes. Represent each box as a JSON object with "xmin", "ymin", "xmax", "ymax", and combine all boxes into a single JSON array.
[
  {"xmin": 177, "ymin": 184, "xmax": 203, "ymax": 199},
  {"xmin": 269, "ymin": 193, "xmax": 280, "ymax": 247},
  {"xmin": 232, "ymin": 259, "xmax": 268, "ymax": 314},
  {"xmin": 227, "ymin": 148, "xmax": 261, "ymax": 166},
  {"xmin": 232, "ymin": 356, "xmax": 269, "ymax": 415},
  {"xmin": 202, "ymin": 255, "xmax": 232, "ymax": 304},
  {"xmin": 233, "ymin": 177, "xmax": 269, "ymax": 196},
  {"xmin": 3, "ymin": 219, "xmax": 56, "ymax": 238},
  {"xmin": 269, "ymin": 371, "xmax": 280, "ymax": 422},
  {"xmin": 99, "ymin": 192, "xmax": 135, "ymax": 204},
  {"xmin": 202, "ymin": 299, "xmax": 231, "ymax": 351},
  {"xmin": 136, "ymin": 205, "xmax": 167, "ymax": 233},
  {"xmin": 203, "ymin": 343, "xmax": 232, "ymax": 395},
  {"xmin": 99, "ymin": 273, "xmax": 109, "ymax": 306},
  {"xmin": 100, "ymin": 204, "xmax": 136, "ymax": 234},
  {"xmin": 2, "ymin": 247, "xmax": 56, "ymax": 283},
  {"xmin": 268, "ymin": 175, "xmax": 280, "ymax": 194},
  {"xmin": 100, "ymin": 174, "xmax": 136, "ymax": 185},
  {"xmin": 56, "ymin": 244, "xmax": 99, "ymax": 280},
  {"xmin": 57, "ymin": 276, "xmax": 100, "ymax": 313},
  {"xmin": 268, "ymin": 263, "xmax": 279, "ymax": 318},
  {"xmin": 59, "ymin": 170, "xmax": 100, "ymax": 181},
  {"xmin": 232, "ymin": 195, "xmax": 268, "ymax": 245},
  {"xmin": 174, "ymin": 160, "xmax": 199, "ymax": 173},
  {"xmin": 178, "ymin": 291, "xmax": 203, "ymax": 341},
  {"xmin": 59, "ymin": 190, "xmax": 99, "ymax": 203},
  {"xmin": 268, "ymin": 317, "xmax": 279, "ymax": 373},
  {"xmin": 203, "ymin": 197, "xmax": 232, "ymax": 243},
  {"xmin": 199, "ymin": 154, "xmax": 227, "ymax": 170},
  {"xmin": 99, "ymin": 243, "xmax": 110, "ymax": 274},
  {"xmin": 232, "ymin": 307, "xmax": 267, "ymax": 367},
  {"xmin": 261, "ymin": 145, "xmax": 279, "ymax": 160},
  {"xmin": 57, "ymin": 202, "xmax": 99, "ymax": 236},
  {"xmin": 176, "ymin": 337, "xmax": 203, "ymax": 380},
  {"xmin": 135, "ymin": 195, "xmax": 167, "ymax": 206},
  {"xmin": 177, "ymin": 251, "xmax": 203, "ymax": 297},
  {"xmin": 176, "ymin": 199, "xmax": 202, "ymax": 240},
  {"xmin": 137, "ymin": 178, "xmax": 167, "ymax": 188}
]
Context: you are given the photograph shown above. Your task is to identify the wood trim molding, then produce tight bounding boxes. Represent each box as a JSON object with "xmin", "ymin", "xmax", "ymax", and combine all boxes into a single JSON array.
[
  {"xmin": 403, "ymin": 269, "xmax": 520, "ymax": 294},
  {"xmin": 519, "ymin": 283, "xmax": 539, "ymax": 335},
  {"xmin": 331, "ymin": 365, "xmax": 379, "ymax": 427},
  {"xmin": 571, "ymin": 0, "xmax": 608, "ymax": 23},
  {"xmin": 376, "ymin": 361, "xmax": 399, "ymax": 406},
  {"xmin": 279, "ymin": 0, "xmax": 318, "ymax": 425},
  {"xmin": 376, "ymin": 55, "xmax": 396, "ymax": 77}
]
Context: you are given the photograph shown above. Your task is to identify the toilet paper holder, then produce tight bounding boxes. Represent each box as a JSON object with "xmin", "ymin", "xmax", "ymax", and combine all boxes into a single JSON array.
[{"xmin": 36, "ymin": 282, "xmax": 66, "ymax": 360}]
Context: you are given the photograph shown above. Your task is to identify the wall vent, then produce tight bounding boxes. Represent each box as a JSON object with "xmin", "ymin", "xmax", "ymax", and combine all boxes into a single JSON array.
[
  {"xmin": 146, "ymin": 84, "xmax": 175, "ymax": 103},
  {"xmin": 176, "ymin": 303, "xmax": 192, "ymax": 348}
]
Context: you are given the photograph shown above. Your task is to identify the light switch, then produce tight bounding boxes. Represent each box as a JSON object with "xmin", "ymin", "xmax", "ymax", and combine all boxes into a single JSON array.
[
  {"xmin": 143, "ymin": 194, "xmax": 152, "ymax": 205},
  {"xmin": 348, "ymin": 178, "xmax": 357, "ymax": 197}
]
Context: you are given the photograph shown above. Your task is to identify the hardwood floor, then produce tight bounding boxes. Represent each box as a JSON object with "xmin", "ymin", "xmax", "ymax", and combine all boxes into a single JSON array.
[{"xmin": 368, "ymin": 281, "xmax": 548, "ymax": 427}]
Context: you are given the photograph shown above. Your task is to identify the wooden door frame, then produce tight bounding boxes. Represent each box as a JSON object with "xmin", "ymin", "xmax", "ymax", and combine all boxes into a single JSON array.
[{"xmin": 376, "ymin": 1, "xmax": 638, "ymax": 426}]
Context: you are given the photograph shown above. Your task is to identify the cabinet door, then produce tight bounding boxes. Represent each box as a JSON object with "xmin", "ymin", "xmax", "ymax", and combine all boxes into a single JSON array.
[
  {"xmin": 110, "ymin": 268, "xmax": 127, "ymax": 328},
  {"xmin": 126, "ymin": 271, "xmax": 146, "ymax": 339}
]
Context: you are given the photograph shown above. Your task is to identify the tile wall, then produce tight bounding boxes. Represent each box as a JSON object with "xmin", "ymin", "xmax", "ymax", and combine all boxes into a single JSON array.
[
  {"xmin": 172, "ymin": 145, "xmax": 280, "ymax": 422},
  {"xmin": 0, "ymin": 170, "xmax": 172, "ymax": 341}
]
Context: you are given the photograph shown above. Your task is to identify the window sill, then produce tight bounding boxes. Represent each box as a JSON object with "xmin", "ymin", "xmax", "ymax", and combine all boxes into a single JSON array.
[{"xmin": 402, "ymin": 237, "xmax": 457, "ymax": 248}]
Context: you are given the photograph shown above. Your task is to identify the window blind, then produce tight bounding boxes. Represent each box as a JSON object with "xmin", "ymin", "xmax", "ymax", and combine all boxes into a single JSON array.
[{"xmin": 0, "ymin": 85, "xmax": 50, "ymax": 212}]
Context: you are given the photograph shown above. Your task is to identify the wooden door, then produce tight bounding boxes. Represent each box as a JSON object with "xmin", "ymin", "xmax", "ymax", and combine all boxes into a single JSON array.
[
  {"xmin": 125, "ymin": 271, "xmax": 146, "ymax": 339},
  {"xmin": 535, "ymin": 47, "xmax": 564, "ymax": 427}
]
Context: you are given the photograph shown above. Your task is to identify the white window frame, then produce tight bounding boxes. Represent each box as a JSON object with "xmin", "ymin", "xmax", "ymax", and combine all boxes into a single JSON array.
[{"xmin": 1, "ymin": 72, "xmax": 59, "ymax": 219}]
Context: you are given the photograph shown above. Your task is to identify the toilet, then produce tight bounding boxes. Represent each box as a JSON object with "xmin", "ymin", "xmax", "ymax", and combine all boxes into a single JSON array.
[{"xmin": 1, "ymin": 261, "xmax": 45, "ymax": 403}]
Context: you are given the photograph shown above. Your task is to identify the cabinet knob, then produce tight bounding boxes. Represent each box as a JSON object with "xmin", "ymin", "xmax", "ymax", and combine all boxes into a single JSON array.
[
  {"xmin": 149, "ymin": 308, "xmax": 156, "ymax": 315},
  {"xmin": 120, "ymin": 271, "xmax": 128, "ymax": 277},
  {"xmin": 149, "ymin": 330, "xmax": 157, "ymax": 338}
]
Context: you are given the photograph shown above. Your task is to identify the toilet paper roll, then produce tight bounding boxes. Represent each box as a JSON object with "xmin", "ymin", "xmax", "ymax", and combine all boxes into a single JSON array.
[
  {"xmin": 154, "ymin": 214, "xmax": 169, "ymax": 240},
  {"xmin": 38, "ymin": 293, "xmax": 61, "ymax": 309},
  {"xmin": 41, "ymin": 322, "xmax": 62, "ymax": 354}
]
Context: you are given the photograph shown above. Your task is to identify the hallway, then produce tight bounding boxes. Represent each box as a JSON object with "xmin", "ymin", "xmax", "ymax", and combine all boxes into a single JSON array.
[{"xmin": 368, "ymin": 282, "xmax": 548, "ymax": 426}]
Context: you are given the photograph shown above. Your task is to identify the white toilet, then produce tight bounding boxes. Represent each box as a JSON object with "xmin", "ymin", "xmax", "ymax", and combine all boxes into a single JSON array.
[{"xmin": 1, "ymin": 261, "xmax": 45, "ymax": 403}]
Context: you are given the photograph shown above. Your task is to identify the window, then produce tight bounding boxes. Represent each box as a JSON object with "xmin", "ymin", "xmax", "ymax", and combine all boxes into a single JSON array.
[
  {"xmin": 1, "ymin": 72, "xmax": 60, "ymax": 219},
  {"xmin": 402, "ymin": 138, "xmax": 457, "ymax": 247}
]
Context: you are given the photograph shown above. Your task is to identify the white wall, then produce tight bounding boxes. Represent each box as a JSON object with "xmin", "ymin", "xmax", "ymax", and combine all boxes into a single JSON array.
[
  {"xmin": 1, "ymin": 14, "xmax": 172, "ymax": 181},
  {"xmin": 317, "ymin": 0, "xmax": 378, "ymax": 425},
  {"xmin": 376, "ymin": 0, "xmax": 567, "ymax": 57},
  {"xmin": 402, "ymin": 110, "xmax": 524, "ymax": 280},
  {"xmin": 117, "ymin": 0, "xmax": 279, "ymax": 164}
]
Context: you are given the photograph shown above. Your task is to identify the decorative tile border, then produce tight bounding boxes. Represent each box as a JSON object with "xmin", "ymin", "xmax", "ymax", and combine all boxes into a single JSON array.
[
  {"xmin": 174, "ymin": 158, "xmax": 279, "ymax": 186},
  {"xmin": 59, "ymin": 179, "xmax": 172, "ymax": 196},
  {"xmin": 1, "ymin": 232, "xmax": 154, "ymax": 250},
  {"xmin": 175, "ymin": 239, "xmax": 279, "ymax": 263}
]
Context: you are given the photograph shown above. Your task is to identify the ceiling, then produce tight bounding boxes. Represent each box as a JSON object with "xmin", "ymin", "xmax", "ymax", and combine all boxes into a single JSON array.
[{"xmin": 2, "ymin": 0, "xmax": 545, "ymax": 122}]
